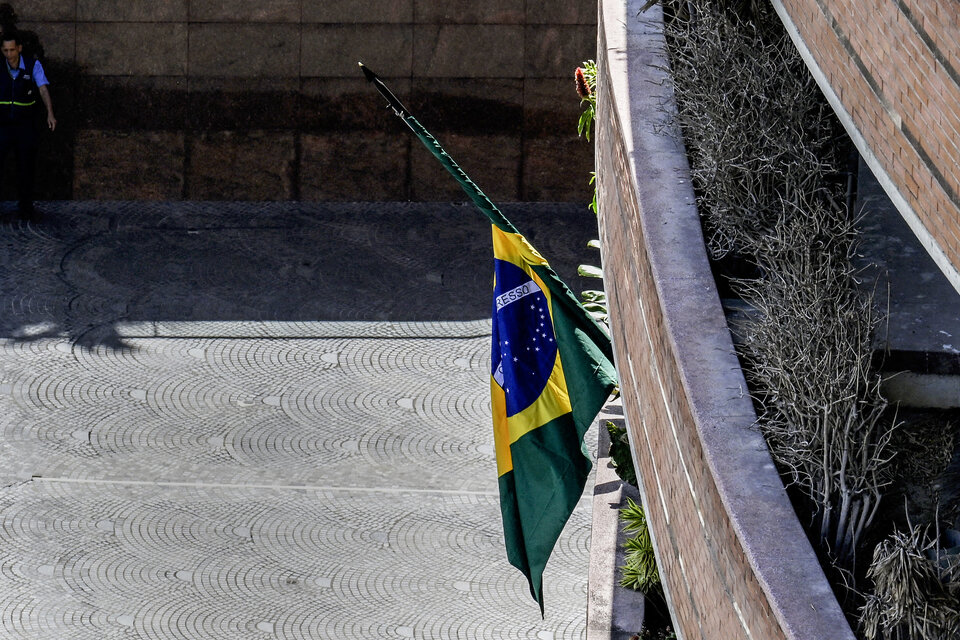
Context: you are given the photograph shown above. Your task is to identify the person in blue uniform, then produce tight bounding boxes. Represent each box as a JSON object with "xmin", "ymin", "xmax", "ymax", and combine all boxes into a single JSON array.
[{"xmin": 0, "ymin": 30, "xmax": 55, "ymax": 218}]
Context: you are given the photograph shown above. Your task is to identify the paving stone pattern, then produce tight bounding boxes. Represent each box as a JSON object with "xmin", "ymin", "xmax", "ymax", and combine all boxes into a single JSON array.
[{"xmin": 0, "ymin": 202, "xmax": 602, "ymax": 639}]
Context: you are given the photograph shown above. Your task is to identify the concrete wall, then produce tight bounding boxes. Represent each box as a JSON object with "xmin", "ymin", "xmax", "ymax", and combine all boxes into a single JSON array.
[
  {"xmin": 14, "ymin": 0, "xmax": 596, "ymax": 201},
  {"xmin": 595, "ymin": 2, "xmax": 855, "ymax": 638},
  {"xmin": 771, "ymin": 0, "xmax": 960, "ymax": 293}
]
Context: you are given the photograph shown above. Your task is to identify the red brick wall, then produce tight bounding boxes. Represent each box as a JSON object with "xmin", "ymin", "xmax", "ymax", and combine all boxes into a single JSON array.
[
  {"xmin": 596, "ymin": 62, "xmax": 784, "ymax": 640},
  {"xmin": 773, "ymin": 0, "xmax": 960, "ymax": 281}
]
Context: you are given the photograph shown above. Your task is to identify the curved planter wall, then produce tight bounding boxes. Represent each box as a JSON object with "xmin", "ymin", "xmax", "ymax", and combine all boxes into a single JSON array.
[{"xmin": 595, "ymin": 2, "xmax": 855, "ymax": 638}]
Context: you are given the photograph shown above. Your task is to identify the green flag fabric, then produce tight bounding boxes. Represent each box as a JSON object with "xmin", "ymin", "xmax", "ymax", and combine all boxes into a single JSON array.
[{"xmin": 361, "ymin": 63, "xmax": 618, "ymax": 613}]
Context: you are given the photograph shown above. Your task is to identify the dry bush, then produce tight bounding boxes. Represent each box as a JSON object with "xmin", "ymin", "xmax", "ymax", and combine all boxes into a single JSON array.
[
  {"xmin": 860, "ymin": 525, "xmax": 960, "ymax": 640},
  {"xmin": 664, "ymin": 1, "xmax": 840, "ymax": 259},
  {"xmin": 733, "ymin": 198, "xmax": 897, "ymax": 567},
  {"xmin": 662, "ymin": 0, "xmax": 898, "ymax": 570}
]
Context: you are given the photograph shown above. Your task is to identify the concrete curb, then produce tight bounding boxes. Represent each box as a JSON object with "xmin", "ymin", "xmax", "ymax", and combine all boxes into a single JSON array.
[{"xmin": 587, "ymin": 400, "xmax": 647, "ymax": 640}]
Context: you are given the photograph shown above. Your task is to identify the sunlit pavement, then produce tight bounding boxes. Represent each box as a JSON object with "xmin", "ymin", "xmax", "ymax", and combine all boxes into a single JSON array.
[{"xmin": 0, "ymin": 201, "xmax": 600, "ymax": 640}]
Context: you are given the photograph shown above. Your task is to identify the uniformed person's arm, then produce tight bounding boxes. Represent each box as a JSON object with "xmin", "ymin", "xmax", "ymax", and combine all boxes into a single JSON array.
[{"xmin": 37, "ymin": 84, "xmax": 55, "ymax": 131}]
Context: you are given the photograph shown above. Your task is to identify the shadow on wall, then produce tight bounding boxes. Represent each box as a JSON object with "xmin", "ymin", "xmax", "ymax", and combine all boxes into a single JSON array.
[
  {"xmin": 0, "ymin": 3, "xmax": 596, "ymax": 202},
  {"xmin": 31, "ymin": 57, "xmax": 80, "ymax": 200}
]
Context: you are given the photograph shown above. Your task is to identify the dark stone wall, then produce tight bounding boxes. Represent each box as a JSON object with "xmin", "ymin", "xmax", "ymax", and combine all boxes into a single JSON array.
[{"xmin": 15, "ymin": 0, "xmax": 597, "ymax": 201}]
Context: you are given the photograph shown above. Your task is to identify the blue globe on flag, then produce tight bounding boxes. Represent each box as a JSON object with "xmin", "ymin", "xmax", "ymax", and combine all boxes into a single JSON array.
[{"xmin": 491, "ymin": 260, "xmax": 557, "ymax": 417}]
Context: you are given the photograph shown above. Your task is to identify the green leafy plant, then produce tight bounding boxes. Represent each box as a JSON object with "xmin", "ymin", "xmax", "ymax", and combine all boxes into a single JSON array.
[
  {"xmin": 576, "ymin": 61, "xmax": 597, "ymax": 141},
  {"xmin": 574, "ymin": 62, "xmax": 608, "ymax": 327},
  {"xmin": 619, "ymin": 498, "xmax": 662, "ymax": 593},
  {"xmin": 579, "ymin": 238, "xmax": 608, "ymax": 326},
  {"xmin": 580, "ymin": 287, "xmax": 608, "ymax": 326},
  {"xmin": 607, "ymin": 421, "xmax": 637, "ymax": 487},
  {"xmin": 619, "ymin": 495, "xmax": 676, "ymax": 640},
  {"xmin": 588, "ymin": 171, "xmax": 598, "ymax": 214}
]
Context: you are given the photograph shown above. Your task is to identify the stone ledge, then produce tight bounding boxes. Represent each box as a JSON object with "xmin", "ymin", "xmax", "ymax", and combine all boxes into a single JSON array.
[{"xmin": 587, "ymin": 401, "xmax": 647, "ymax": 640}]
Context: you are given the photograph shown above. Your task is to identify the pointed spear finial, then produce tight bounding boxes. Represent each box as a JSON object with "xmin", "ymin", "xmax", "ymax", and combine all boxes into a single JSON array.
[
  {"xmin": 358, "ymin": 61, "xmax": 376, "ymax": 82},
  {"xmin": 358, "ymin": 61, "xmax": 410, "ymax": 118}
]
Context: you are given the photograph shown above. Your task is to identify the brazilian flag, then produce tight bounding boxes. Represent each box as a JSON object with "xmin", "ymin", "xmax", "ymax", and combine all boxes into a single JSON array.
[
  {"xmin": 361, "ymin": 63, "xmax": 618, "ymax": 612},
  {"xmin": 490, "ymin": 224, "xmax": 618, "ymax": 612}
]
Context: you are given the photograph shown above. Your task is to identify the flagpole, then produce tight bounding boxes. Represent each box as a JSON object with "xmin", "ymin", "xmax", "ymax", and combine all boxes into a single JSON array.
[
  {"xmin": 359, "ymin": 62, "xmax": 613, "ymax": 339},
  {"xmin": 358, "ymin": 62, "xmax": 520, "ymax": 234}
]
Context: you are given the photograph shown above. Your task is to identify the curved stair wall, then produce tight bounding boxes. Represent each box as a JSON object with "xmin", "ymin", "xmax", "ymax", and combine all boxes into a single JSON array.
[{"xmin": 771, "ymin": 0, "xmax": 960, "ymax": 293}]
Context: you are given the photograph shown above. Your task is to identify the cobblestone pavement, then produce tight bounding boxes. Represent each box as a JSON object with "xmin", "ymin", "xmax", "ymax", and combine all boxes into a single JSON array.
[{"xmin": 0, "ymin": 201, "xmax": 601, "ymax": 640}]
